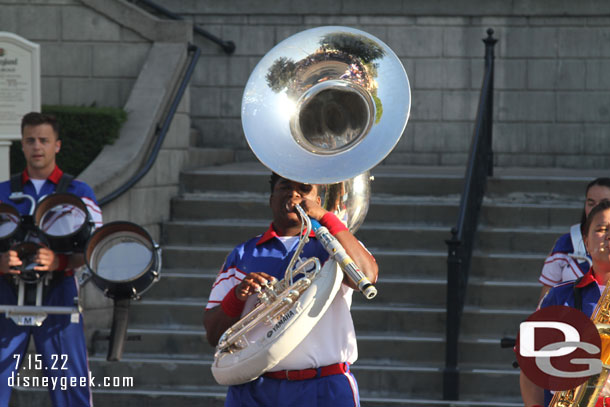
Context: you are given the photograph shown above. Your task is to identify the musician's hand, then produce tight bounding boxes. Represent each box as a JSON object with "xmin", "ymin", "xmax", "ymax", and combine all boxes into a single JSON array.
[
  {"xmin": 0, "ymin": 250, "xmax": 22, "ymax": 275},
  {"xmin": 298, "ymin": 196, "xmax": 328, "ymax": 221},
  {"xmin": 235, "ymin": 272, "xmax": 275, "ymax": 301},
  {"xmin": 33, "ymin": 247, "xmax": 60, "ymax": 272}
]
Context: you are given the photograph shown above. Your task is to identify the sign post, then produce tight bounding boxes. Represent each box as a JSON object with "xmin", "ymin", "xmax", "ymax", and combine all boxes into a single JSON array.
[{"xmin": 0, "ymin": 32, "xmax": 41, "ymax": 181}]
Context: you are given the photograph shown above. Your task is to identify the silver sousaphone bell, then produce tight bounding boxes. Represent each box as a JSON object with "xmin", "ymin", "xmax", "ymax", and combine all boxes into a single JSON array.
[
  {"xmin": 212, "ymin": 26, "xmax": 411, "ymax": 386},
  {"xmin": 242, "ymin": 25, "xmax": 410, "ymax": 186}
]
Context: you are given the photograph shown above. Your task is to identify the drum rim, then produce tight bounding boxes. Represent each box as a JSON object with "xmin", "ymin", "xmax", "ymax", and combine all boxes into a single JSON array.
[
  {"xmin": 85, "ymin": 221, "xmax": 158, "ymax": 285},
  {"xmin": 0, "ymin": 203, "xmax": 22, "ymax": 240},
  {"xmin": 34, "ymin": 193, "xmax": 90, "ymax": 240}
]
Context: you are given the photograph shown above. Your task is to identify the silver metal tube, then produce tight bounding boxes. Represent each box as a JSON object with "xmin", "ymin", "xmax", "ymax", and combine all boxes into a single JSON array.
[
  {"xmin": 284, "ymin": 204, "xmax": 312, "ymax": 284},
  {"xmin": 313, "ymin": 225, "xmax": 377, "ymax": 299}
]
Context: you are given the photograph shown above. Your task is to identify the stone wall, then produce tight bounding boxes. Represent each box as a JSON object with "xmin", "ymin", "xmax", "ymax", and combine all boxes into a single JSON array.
[
  {"xmin": 0, "ymin": 0, "xmax": 205, "ymax": 239},
  {"xmin": 5, "ymin": 0, "xmax": 609, "ymax": 170},
  {"xmin": 0, "ymin": 0, "xmax": 212, "ymax": 340},
  {"xmin": 158, "ymin": 0, "xmax": 610, "ymax": 168},
  {"xmin": 0, "ymin": 0, "xmax": 151, "ymax": 108}
]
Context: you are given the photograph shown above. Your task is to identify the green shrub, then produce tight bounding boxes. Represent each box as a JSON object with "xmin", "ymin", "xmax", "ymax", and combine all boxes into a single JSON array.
[{"xmin": 10, "ymin": 105, "xmax": 127, "ymax": 176}]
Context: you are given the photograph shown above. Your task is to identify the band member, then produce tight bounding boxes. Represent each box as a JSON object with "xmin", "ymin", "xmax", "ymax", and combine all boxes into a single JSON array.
[
  {"xmin": 204, "ymin": 173, "xmax": 378, "ymax": 407},
  {"xmin": 521, "ymin": 200, "xmax": 610, "ymax": 406},
  {"xmin": 537, "ymin": 178, "xmax": 610, "ymax": 305},
  {"xmin": 0, "ymin": 112, "xmax": 102, "ymax": 406}
]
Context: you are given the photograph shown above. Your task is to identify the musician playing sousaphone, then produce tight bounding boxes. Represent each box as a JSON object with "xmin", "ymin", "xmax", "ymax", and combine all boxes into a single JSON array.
[
  {"xmin": 205, "ymin": 24, "xmax": 409, "ymax": 406},
  {"xmin": 204, "ymin": 173, "xmax": 378, "ymax": 407},
  {"xmin": 521, "ymin": 200, "xmax": 610, "ymax": 407}
]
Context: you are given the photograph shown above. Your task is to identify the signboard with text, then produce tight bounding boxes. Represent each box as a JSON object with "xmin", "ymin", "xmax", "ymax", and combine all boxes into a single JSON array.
[{"xmin": 0, "ymin": 32, "xmax": 40, "ymax": 141}]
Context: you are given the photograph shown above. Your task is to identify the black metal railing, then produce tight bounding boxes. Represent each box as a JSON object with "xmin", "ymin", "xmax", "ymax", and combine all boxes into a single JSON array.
[
  {"xmin": 98, "ymin": 43, "xmax": 201, "ymax": 206},
  {"xmin": 129, "ymin": 0, "xmax": 235, "ymax": 54},
  {"xmin": 443, "ymin": 28, "xmax": 497, "ymax": 400}
]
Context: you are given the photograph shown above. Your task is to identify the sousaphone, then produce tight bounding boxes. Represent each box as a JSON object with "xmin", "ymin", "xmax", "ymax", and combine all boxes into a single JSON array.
[{"xmin": 212, "ymin": 26, "xmax": 411, "ymax": 386}]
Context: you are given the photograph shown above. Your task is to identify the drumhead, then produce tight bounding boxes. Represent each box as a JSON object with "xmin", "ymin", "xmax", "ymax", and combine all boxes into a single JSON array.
[
  {"xmin": 85, "ymin": 221, "xmax": 160, "ymax": 299},
  {"xmin": 89, "ymin": 231, "xmax": 153, "ymax": 283},
  {"xmin": 35, "ymin": 193, "xmax": 88, "ymax": 239},
  {"xmin": 0, "ymin": 203, "xmax": 20, "ymax": 239}
]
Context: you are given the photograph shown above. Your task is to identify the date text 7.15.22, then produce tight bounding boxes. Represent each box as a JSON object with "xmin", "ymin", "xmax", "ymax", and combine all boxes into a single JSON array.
[{"xmin": 13, "ymin": 354, "xmax": 68, "ymax": 371}]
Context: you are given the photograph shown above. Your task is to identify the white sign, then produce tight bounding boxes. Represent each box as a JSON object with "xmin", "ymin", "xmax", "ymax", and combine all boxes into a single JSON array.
[{"xmin": 0, "ymin": 32, "xmax": 40, "ymax": 179}]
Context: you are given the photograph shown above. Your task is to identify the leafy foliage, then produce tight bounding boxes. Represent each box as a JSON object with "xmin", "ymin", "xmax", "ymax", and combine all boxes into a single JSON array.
[{"xmin": 319, "ymin": 33, "xmax": 385, "ymax": 64}]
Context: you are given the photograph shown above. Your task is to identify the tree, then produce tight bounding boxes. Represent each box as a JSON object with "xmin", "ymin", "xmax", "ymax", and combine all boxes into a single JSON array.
[
  {"xmin": 265, "ymin": 57, "xmax": 297, "ymax": 93},
  {"xmin": 319, "ymin": 33, "xmax": 385, "ymax": 64}
]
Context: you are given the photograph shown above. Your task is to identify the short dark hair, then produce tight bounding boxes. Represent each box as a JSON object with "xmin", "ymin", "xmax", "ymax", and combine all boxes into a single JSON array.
[
  {"xmin": 580, "ymin": 178, "xmax": 610, "ymax": 227},
  {"xmin": 268, "ymin": 172, "xmax": 319, "ymax": 196},
  {"xmin": 583, "ymin": 200, "xmax": 610, "ymax": 237},
  {"xmin": 21, "ymin": 112, "xmax": 59, "ymax": 138},
  {"xmin": 269, "ymin": 172, "xmax": 281, "ymax": 193}
]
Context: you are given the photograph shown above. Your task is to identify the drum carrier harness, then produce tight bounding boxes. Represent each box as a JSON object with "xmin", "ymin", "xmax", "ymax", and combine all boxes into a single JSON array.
[
  {"xmin": 0, "ymin": 172, "xmax": 81, "ymax": 327},
  {"xmin": 10, "ymin": 172, "xmax": 74, "ymax": 196}
]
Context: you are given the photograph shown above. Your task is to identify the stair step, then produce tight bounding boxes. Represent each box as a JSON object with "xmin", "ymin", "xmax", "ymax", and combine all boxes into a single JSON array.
[
  {"xmin": 90, "ymin": 325, "xmax": 515, "ymax": 368},
  {"xmin": 91, "ymin": 326, "xmax": 209, "ymax": 356},
  {"xmin": 180, "ymin": 163, "xmax": 598, "ymax": 197},
  {"xmin": 8, "ymin": 386, "xmax": 521, "ymax": 407},
  {"xmin": 125, "ymin": 299, "xmax": 527, "ymax": 338},
  {"xmin": 170, "ymin": 193, "xmax": 581, "ymax": 231},
  {"xmin": 351, "ymin": 304, "xmax": 527, "ymax": 338},
  {"xmin": 357, "ymin": 333, "xmax": 517, "ymax": 366},
  {"xmin": 186, "ymin": 147, "xmax": 235, "ymax": 167},
  {"xmin": 161, "ymin": 245, "xmax": 547, "ymax": 282},
  {"xmin": 147, "ymin": 270, "xmax": 540, "ymax": 310},
  {"xmin": 180, "ymin": 164, "xmax": 467, "ymax": 196},
  {"xmin": 9, "ymin": 386, "xmax": 227, "ymax": 407},
  {"xmin": 163, "ymin": 219, "xmax": 564, "ymax": 254}
]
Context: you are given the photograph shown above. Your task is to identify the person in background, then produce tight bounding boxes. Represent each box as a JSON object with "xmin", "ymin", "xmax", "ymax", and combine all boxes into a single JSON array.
[
  {"xmin": 537, "ymin": 178, "xmax": 610, "ymax": 305},
  {"xmin": 0, "ymin": 112, "xmax": 102, "ymax": 407},
  {"xmin": 521, "ymin": 199, "xmax": 610, "ymax": 407}
]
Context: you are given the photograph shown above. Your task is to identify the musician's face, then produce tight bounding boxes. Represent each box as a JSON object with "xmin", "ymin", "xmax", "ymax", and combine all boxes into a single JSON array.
[
  {"xmin": 21, "ymin": 124, "xmax": 60, "ymax": 174},
  {"xmin": 270, "ymin": 177, "xmax": 320, "ymax": 231},
  {"xmin": 585, "ymin": 185, "xmax": 610, "ymax": 218},
  {"xmin": 584, "ymin": 208, "xmax": 610, "ymax": 265}
]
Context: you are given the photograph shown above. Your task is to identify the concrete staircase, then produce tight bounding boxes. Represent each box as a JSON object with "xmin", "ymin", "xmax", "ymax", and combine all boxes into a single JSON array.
[{"xmin": 11, "ymin": 163, "xmax": 599, "ymax": 407}]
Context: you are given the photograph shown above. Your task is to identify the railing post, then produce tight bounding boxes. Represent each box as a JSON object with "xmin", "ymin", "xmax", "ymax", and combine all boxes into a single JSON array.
[
  {"xmin": 444, "ymin": 228, "xmax": 462, "ymax": 400},
  {"xmin": 483, "ymin": 28, "xmax": 497, "ymax": 177},
  {"xmin": 443, "ymin": 28, "xmax": 497, "ymax": 401}
]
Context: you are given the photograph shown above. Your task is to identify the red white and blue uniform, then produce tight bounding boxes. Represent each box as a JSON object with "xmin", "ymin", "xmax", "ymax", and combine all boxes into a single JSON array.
[
  {"xmin": 539, "ymin": 225, "xmax": 590, "ymax": 287},
  {"xmin": 206, "ymin": 224, "xmax": 361, "ymax": 407},
  {"xmin": 0, "ymin": 166, "xmax": 101, "ymax": 407},
  {"xmin": 538, "ymin": 269, "xmax": 602, "ymax": 407}
]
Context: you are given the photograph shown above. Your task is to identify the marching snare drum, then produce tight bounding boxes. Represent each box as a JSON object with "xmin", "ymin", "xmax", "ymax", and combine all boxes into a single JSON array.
[
  {"xmin": 0, "ymin": 203, "xmax": 24, "ymax": 252},
  {"xmin": 34, "ymin": 193, "xmax": 92, "ymax": 253},
  {"xmin": 85, "ymin": 221, "xmax": 161, "ymax": 300}
]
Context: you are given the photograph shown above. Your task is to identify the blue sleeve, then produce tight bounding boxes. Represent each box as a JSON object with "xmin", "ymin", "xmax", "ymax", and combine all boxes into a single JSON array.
[
  {"xmin": 0, "ymin": 180, "xmax": 12, "ymax": 204},
  {"xmin": 549, "ymin": 233, "xmax": 574, "ymax": 255},
  {"xmin": 540, "ymin": 284, "xmax": 569, "ymax": 309},
  {"xmin": 540, "ymin": 289, "xmax": 558, "ymax": 308},
  {"xmin": 540, "ymin": 283, "xmax": 578, "ymax": 310},
  {"xmin": 69, "ymin": 180, "xmax": 99, "ymax": 204}
]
